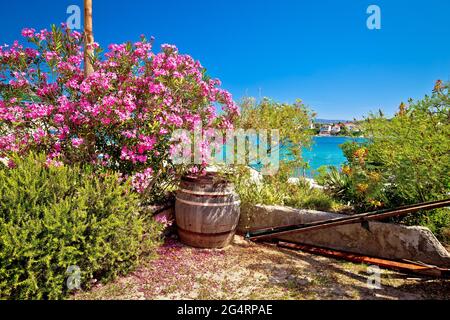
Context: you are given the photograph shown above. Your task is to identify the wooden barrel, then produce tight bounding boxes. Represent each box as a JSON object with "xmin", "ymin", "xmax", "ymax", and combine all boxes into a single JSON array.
[{"xmin": 175, "ymin": 173, "xmax": 240, "ymax": 248}]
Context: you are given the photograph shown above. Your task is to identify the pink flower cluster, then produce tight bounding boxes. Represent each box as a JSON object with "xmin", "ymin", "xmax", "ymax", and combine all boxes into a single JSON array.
[
  {"xmin": 131, "ymin": 168, "xmax": 154, "ymax": 194},
  {"xmin": 0, "ymin": 24, "xmax": 239, "ymax": 194}
]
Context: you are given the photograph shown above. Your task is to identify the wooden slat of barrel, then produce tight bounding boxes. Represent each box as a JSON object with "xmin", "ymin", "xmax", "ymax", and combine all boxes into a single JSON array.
[
  {"xmin": 176, "ymin": 194, "xmax": 240, "ymax": 233},
  {"xmin": 175, "ymin": 175, "xmax": 240, "ymax": 248}
]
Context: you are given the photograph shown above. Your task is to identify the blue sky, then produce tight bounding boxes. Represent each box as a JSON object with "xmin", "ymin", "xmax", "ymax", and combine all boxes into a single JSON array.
[{"xmin": 1, "ymin": 0, "xmax": 449, "ymax": 119}]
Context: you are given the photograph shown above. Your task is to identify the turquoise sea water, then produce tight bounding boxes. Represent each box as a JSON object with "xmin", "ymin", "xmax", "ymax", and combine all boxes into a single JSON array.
[
  {"xmin": 301, "ymin": 136, "xmax": 366, "ymax": 177},
  {"xmin": 248, "ymin": 136, "xmax": 366, "ymax": 177}
]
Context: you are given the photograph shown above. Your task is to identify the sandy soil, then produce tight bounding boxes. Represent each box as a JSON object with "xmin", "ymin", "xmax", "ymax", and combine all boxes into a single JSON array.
[{"xmin": 73, "ymin": 236, "xmax": 450, "ymax": 300}]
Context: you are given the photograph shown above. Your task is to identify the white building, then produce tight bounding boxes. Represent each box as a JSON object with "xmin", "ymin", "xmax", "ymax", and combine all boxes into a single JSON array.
[
  {"xmin": 331, "ymin": 125, "xmax": 341, "ymax": 134},
  {"xmin": 319, "ymin": 125, "xmax": 332, "ymax": 135}
]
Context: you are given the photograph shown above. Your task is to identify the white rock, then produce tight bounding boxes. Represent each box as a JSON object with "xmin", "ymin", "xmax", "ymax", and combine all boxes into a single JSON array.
[
  {"xmin": 0, "ymin": 157, "xmax": 8, "ymax": 167},
  {"xmin": 248, "ymin": 167, "xmax": 263, "ymax": 185},
  {"xmin": 205, "ymin": 165, "xmax": 219, "ymax": 173},
  {"xmin": 289, "ymin": 177, "xmax": 324, "ymax": 190}
]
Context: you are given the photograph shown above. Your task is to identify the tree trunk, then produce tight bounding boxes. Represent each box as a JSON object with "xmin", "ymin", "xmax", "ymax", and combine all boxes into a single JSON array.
[
  {"xmin": 84, "ymin": 0, "xmax": 94, "ymax": 77},
  {"xmin": 84, "ymin": 0, "xmax": 96, "ymax": 157}
]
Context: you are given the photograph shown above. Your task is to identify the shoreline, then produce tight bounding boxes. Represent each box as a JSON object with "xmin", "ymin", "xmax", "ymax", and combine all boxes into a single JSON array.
[{"xmin": 314, "ymin": 134, "xmax": 366, "ymax": 138}]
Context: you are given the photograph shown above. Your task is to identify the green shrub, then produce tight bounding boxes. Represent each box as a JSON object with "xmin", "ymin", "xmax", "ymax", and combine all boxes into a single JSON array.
[
  {"xmin": 402, "ymin": 209, "xmax": 450, "ymax": 244},
  {"xmin": 236, "ymin": 97, "xmax": 315, "ymax": 171},
  {"xmin": 318, "ymin": 81, "xmax": 450, "ymax": 243},
  {"xmin": 0, "ymin": 153, "xmax": 163, "ymax": 299},
  {"xmin": 231, "ymin": 165, "xmax": 338, "ymax": 212}
]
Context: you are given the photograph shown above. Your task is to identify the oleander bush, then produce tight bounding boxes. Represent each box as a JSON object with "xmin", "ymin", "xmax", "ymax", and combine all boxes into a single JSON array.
[
  {"xmin": 0, "ymin": 153, "xmax": 164, "ymax": 299},
  {"xmin": 0, "ymin": 24, "xmax": 239, "ymax": 203}
]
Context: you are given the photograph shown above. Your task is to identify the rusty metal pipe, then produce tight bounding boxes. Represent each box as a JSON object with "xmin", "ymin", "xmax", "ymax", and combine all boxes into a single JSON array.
[{"xmin": 277, "ymin": 241, "xmax": 450, "ymax": 278}]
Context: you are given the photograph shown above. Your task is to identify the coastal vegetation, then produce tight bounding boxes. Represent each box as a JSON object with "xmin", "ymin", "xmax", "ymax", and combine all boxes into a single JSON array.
[
  {"xmin": 232, "ymin": 164, "xmax": 339, "ymax": 213},
  {"xmin": 230, "ymin": 97, "xmax": 339, "ymax": 212},
  {"xmin": 235, "ymin": 97, "xmax": 314, "ymax": 169},
  {"xmin": 0, "ymin": 24, "xmax": 238, "ymax": 299},
  {"xmin": 0, "ymin": 21, "xmax": 448, "ymax": 300},
  {"xmin": 319, "ymin": 80, "xmax": 450, "ymax": 243}
]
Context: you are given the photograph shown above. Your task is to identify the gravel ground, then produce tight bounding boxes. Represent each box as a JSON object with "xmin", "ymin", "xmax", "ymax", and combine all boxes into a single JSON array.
[{"xmin": 73, "ymin": 236, "xmax": 450, "ymax": 300}]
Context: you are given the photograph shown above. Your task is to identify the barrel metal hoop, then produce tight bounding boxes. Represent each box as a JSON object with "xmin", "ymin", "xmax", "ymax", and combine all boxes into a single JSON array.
[
  {"xmin": 179, "ymin": 188, "xmax": 233, "ymax": 196},
  {"xmin": 176, "ymin": 197, "xmax": 241, "ymax": 207},
  {"xmin": 177, "ymin": 226, "xmax": 237, "ymax": 237}
]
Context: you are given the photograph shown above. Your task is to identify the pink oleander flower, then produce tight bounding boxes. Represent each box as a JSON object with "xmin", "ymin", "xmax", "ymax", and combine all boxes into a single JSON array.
[
  {"xmin": 32, "ymin": 128, "xmax": 46, "ymax": 143},
  {"xmin": 45, "ymin": 158, "xmax": 63, "ymax": 168},
  {"xmin": 155, "ymin": 215, "xmax": 173, "ymax": 227},
  {"xmin": 71, "ymin": 137, "xmax": 84, "ymax": 148},
  {"xmin": 21, "ymin": 28, "xmax": 35, "ymax": 38},
  {"xmin": 121, "ymin": 130, "xmax": 137, "ymax": 138},
  {"xmin": 7, "ymin": 159, "xmax": 16, "ymax": 168},
  {"xmin": 44, "ymin": 51, "xmax": 58, "ymax": 61},
  {"xmin": 71, "ymin": 31, "xmax": 82, "ymax": 40},
  {"xmin": 131, "ymin": 168, "xmax": 154, "ymax": 193},
  {"xmin": 53, "ymin": 114, "xmax": 64, "ymax": 123}
]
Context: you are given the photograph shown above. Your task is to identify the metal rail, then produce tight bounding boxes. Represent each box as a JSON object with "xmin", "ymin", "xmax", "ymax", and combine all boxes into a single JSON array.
[
  {"xmin": 246, "ymin": 198, "xmax": 450, "ymax": 240},
  {"xmin": 277, "ymin": 241, "xmax": 450, "ymax": 278}
]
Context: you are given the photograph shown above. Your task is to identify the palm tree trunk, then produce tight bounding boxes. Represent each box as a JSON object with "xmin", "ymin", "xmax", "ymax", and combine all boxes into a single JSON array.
[
  {"xmin": 84, "ymin": 0, "xmax": 94, "ymax": 77},
  {"xmin": 84, "ymin": 0, "xmax": 96, "ymax": 157}
]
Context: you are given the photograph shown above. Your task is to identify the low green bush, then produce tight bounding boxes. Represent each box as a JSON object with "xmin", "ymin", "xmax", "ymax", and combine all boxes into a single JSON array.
[
  {"xmin": 402, "ymin": 209, "xmax": 450, "ymax": 244},
  {"xmin": 231, "ymin": 165, "xmax": 339, "ymax": 212},
  {"xmin": 317, "ymin": 81, "xmax": 450, "ymax": 243},
  {"xmin": 0, "ymin": 153, "xmax": 163, "ymax": 299}
]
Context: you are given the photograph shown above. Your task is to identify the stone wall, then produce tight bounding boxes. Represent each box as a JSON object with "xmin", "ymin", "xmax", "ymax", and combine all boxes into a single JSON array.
[{"xmin": 238, "ymin": 205, "xmax": 450, "ymax": 268}]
